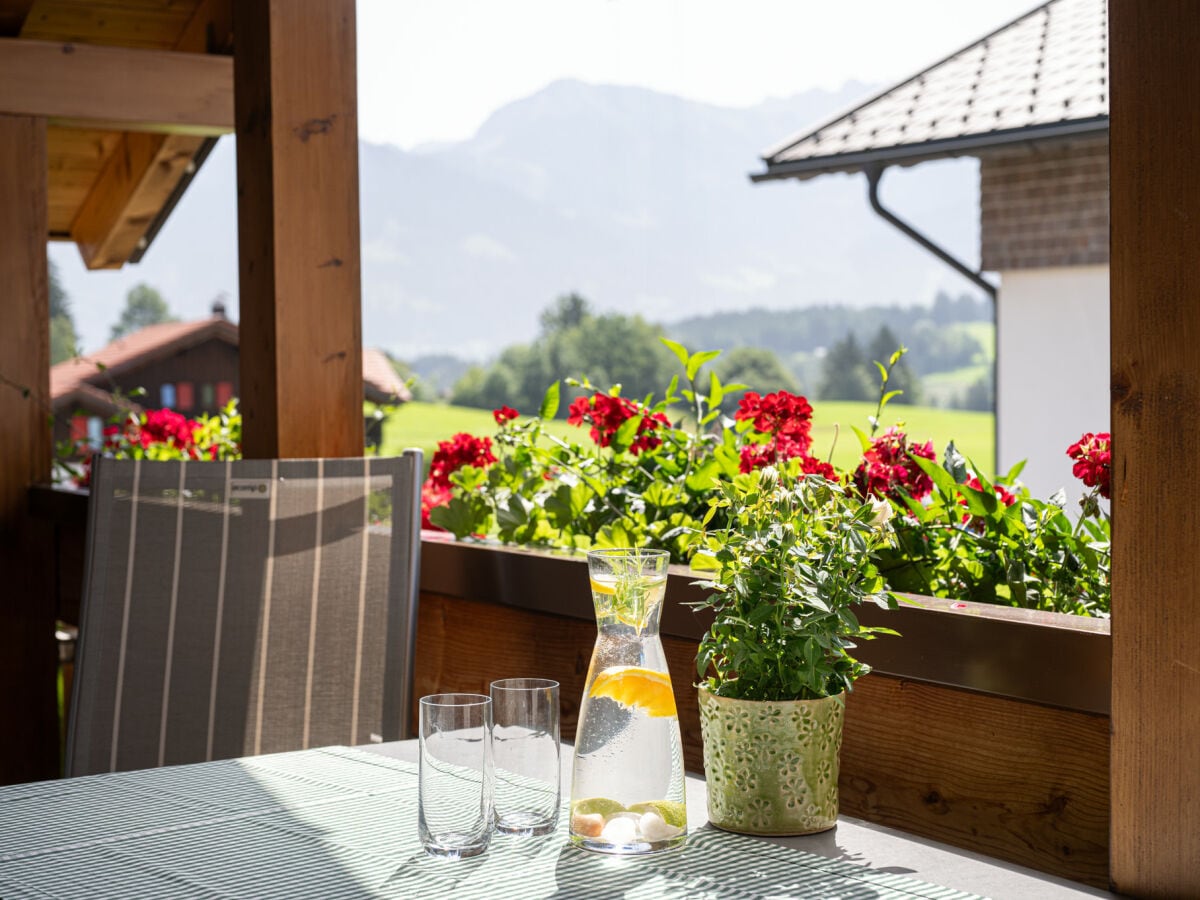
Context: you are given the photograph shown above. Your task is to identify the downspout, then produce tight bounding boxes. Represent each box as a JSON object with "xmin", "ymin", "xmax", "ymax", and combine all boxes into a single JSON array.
[{"xmin": 863, "ymin": 162, "xmax": 1000, "ymax": 471}]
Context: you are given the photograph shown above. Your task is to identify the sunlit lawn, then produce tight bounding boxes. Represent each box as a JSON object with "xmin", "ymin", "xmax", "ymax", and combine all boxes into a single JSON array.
[{"xmin": 381, "ymin": 400, "xmax": 996, "ymax": 478}]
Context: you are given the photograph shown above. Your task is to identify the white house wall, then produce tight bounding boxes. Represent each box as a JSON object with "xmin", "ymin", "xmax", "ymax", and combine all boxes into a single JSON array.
[{"xmin": 997, "ymin": 265, "xmax": 1109, "ymax": 509}]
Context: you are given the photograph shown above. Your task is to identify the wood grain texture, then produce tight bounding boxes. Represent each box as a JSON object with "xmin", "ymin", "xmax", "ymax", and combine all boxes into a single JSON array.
[
  {"xmin": 840, "ymin": 675, "xmax": 1109, "ymax": 888},
  {"xmin": 0, "ymin": 38, "xmax": 232, "ymax": 134},
  {"xmin": 414, "ymin": 591, "xmax": 1109, "ymax": 887},
  {"xmin": 233, "ymin": 0, "xmax": 363, "ymax": 459},
  {"xmin": 18, "ymin": 0, "xmax": 201, "ymax": 49},
  {"xmin": 1109, "ymin": 2, "xmax": 1200, "ymax": 895},
  {"xmin": 0, "ymin": 114, "xmax": 59, "ymax": 784},
  {"xmin": 69, "ymin": 131, "xmax": 203, "ymax": 268}
]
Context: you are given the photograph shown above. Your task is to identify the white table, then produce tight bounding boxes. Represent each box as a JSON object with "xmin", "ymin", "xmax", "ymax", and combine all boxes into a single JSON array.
[{"xmin": 367, "ymin": 740, "xmax": 1114, "ymax": 900}]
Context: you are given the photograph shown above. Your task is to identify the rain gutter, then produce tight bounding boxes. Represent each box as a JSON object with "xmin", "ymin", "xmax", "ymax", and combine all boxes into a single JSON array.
[{"xmin": 863, "ymin": 162, "xmax": 999, "ymax": 467}]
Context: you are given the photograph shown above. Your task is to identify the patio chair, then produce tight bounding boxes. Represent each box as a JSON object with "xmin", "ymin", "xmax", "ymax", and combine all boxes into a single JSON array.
[{"xmin": 66, "ymin": 452, "xmax": 423, "ymax": 777}]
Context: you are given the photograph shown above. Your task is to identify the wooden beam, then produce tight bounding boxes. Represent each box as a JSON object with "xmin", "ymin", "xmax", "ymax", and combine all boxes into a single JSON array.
[
  {"xmin": 0, "ymin": 38, "xmax": 232, "ymax": 134},
  {"xmin": 234, "ymin": 0, "xmax": 364, "ymax": 458},
  {"xmin": 0, "ymin": 114, "xmax": 58, "ymax": 784},
  {"xmin": 69, "ymin": 131, "xmax": 204, "ymax": 269},
  {"xmin": 65, "ymin": 0, "xmax": 222, "ymax": 269},
  {"xmin": 0, "ymin": 0, "xmax": 34, "ymax": 36},
  {"xmin": 1110, "ymin": 1, "xmax": 1200, "ymax": 895}
]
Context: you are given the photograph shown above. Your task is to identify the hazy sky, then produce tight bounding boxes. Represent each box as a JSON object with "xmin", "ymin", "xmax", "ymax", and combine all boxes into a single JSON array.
[
  {"xmin": 358, "ymin": 0, "xmax": 1039, "ymax": 149},
  {"xmin": 57, "ymin": 0, "xmax": 1039, "ymax": 352}
]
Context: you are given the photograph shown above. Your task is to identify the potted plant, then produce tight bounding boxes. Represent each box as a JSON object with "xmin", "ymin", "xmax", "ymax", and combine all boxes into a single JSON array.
[{"xmin": 691, "ymin": 462, "xmax": 896, "ymax": 835}]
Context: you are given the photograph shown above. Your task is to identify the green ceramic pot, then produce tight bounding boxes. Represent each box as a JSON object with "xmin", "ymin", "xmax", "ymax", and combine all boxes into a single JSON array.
[{"xmin": 697, "ymin": 686, "xmax": 844, "ymax": 835}]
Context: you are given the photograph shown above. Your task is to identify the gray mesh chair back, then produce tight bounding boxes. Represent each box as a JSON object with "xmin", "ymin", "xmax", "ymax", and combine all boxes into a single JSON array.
[{"xmin": 66, "ymin": 453, "xmax": 423, "ymax": 777}]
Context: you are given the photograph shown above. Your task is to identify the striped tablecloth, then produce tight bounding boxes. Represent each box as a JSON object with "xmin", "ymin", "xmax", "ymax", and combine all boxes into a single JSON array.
[{"xmin": 0, "ymin": 747, "xmax": 982, "ymax": 899}]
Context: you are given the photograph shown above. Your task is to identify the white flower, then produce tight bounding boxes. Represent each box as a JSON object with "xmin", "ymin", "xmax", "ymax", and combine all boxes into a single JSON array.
[{"xmin": 868, "ymin": 495, "xmax": 893, "ymax": 530}]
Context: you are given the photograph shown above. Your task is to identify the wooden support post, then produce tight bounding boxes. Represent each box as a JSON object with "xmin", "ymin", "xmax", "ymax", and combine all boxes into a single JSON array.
[
  {"xmin": 0, "ymin": 114, "xmax": 57, "ymax": 784},
  {"xmin": 1110, "ymin": 2, "xmax": 1200, "ymax": 894},
  {"xmin": 233, "ymin": 0, "xmax": 364, "ymax": 459}
]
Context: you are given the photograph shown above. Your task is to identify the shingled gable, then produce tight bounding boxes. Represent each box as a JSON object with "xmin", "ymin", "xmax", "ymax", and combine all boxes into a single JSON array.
[{"xmin": 753, "ymin": 0, "xmax": 1107, "ymax": 183}]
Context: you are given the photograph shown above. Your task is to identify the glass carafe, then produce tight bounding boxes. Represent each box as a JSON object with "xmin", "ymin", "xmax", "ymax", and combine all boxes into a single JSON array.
[{"xmin": 569, "ymin": 549, "xmax": 686, "ymax": 854}]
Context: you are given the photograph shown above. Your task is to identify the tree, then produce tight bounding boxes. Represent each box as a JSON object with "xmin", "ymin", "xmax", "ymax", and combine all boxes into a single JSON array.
[
  {"xmin": 866, "ymin": 325, "xmax": 922, "ymax": 405},
  {"xmin": 48, "ymin": 260, "xmax": 79, "ymax": 363},
  {"xmin": 539, "ymin": 292, "xmax": 591, "ymax": 335},
  {"xmin": 818, "ymin": 333, "xmax": 873, "ymax": 401},
  {"xmin": 110, "ymin": 283, "xmax": 178, "ymax": 341},
  {"xmin": 451, "ymin": 296, "xmax": 677, "ymax": 414},
  {"xmin": 714, "ymin": 346, "xmax": 799, "ymax": 410}
]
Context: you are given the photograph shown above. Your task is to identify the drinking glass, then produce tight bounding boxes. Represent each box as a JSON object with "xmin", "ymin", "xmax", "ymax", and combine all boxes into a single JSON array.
[
  {"xmin": 418, "ymin": 693, "xmax": 494, "ymax": 858},
  {"xmin": 490, "ymin": 678, "xmax": 560, "ymax": 835}
]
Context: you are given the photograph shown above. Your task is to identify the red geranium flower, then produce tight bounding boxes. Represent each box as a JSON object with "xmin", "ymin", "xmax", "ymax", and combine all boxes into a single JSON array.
[
  {"xmin": 420, "ymin": 478, "xmax": 452, "ymax": 530},
  {"xmin": 429, "ymin": 432, "xmax": 497, "ymax": 489},
  {"xmin": 493, "ymin": 405, "xmax": 519, "ymax": 425},
  {"xmin": 957, "ymin": 475, "xmax": 1017, "ymax": 527},
  {"xmin": 852, "ymin": 428, "xmax": 936, "ymax": 502},
  {"xmin": 735, "ymin": 391, "xmax": 813, "ymax": 455},
  {"xmin": 566, "ymin": 393, "xmax": 670, "ymax": 455},
  {"xmin": 1066, "ymin": 432, "xmax": 1111, "ymax": 499}
]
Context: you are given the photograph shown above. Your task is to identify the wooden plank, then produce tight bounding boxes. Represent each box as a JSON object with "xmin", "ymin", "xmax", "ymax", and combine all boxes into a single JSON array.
[
  {"xmin": 1109, "ymin": 2, "xmax": 1200, "ymax": 895},
  {"xmin": 414, "ymin": 591, "xmax": 1109, "ymax": 887},
  {"xmin": 18, "ymin": 0, "xmax": 200, "ymax": 49},
  {"xmin": 0, "ymin": 0, "xmax": 34, "ymax": 36},
  {"xmin": 62, "ymin": 0, "xmax": 227, "ymax": 267},
  {"xmin": 234, "ymin": 0, "xmax": 364, "ymax": 459},
  {"xmin": 0, "ymin": 37, "xmax": 232, "ymax": 134},
  {"xmin": 69, "ymin": 130, "xmax": 203, "ymax": 269},
  {"xmin": 840, "ymin": 675, "xmax": 1109, "ymax": 888},
  {"xmin": 0, "ymin": 114, "xmax": 58, "ymax": 784}
]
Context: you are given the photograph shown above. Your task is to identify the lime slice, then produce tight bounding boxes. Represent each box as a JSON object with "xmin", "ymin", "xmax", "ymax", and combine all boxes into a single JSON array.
[
  {"xmin": 628, "ymin": 800, "xmax": 686, "ymax": 829},
  {"xmin": 572, "ymin": 797, "xmax": 626, "ymax": 818}
]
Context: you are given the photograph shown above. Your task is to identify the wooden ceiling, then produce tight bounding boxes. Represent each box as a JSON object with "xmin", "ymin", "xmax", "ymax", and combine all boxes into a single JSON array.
[{"xmin": 0, "ymin": 0, "xmax": 233, "ymax": 268}]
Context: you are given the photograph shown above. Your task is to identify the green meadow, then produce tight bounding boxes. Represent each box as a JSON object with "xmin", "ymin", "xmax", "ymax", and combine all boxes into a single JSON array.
[{"xmin": 380, "ymin": 400, "xmax": 995, "ymax": 479}]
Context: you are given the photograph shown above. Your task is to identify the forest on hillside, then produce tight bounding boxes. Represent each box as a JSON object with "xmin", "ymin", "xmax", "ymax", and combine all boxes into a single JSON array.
[{"xmin": 400, "ymin": 291, "xmax": 995, "ymax": 414}]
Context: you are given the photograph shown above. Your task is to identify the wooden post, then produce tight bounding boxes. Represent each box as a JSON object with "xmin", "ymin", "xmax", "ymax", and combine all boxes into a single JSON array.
[
  {"xmin": 1110, "ymin": 2, "xmax": 1200, "ymax": 894},
  {"xmin": 233, "ymin": 0, "xmax": 364, "ymax": 459},
  {"xmin": 0, "ymin": 114, "xmax": 57, "ymax": 784}
]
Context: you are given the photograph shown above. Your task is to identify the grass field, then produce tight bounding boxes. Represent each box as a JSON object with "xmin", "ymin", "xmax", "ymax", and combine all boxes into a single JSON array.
[{"xmin": 381, "ymin": 400, "xmax": 996, "ymax": 479}]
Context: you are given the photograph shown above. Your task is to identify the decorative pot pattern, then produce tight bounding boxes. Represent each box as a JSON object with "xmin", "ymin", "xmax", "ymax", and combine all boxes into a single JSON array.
[{"xmin": 697, "ymin": 687, "xmax": 844, "ymax": 835}]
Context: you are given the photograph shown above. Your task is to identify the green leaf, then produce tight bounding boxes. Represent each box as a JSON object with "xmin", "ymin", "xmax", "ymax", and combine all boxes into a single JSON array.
[
  {"xmin": 943, "ymin": 441, "xmax": 968, "ymax": 484},
  {"xmin": 850, "ymin": 425, "xmax": 873, "ymax": 453},
  {"xmin": 610, "ymin": 414, "xmax": 641, "ymax": 453},
  {"xmin": 429, "ymin": 498, "xmax": 481, "ymax": 539},
  {"xmin": 873, "ymin": 360, "xmax": 889, "ymax": 384},
  {"xmin": 686, "ymin": 350, "xmax": 721, "ymax": 381},
  {"xmin": 539, "ymin": 381, "xmax": 560, "ymax": 419},
  {"xmin": 912, "ymin": 454, "xmax": 958, "ymax": 498},
  {"xmin": 708, "ymin": 370, "xmax": 725, "ymax": 408},
  {"xmin": 660, "ymin": 337, "xmax": 690, "ymax": 369}
]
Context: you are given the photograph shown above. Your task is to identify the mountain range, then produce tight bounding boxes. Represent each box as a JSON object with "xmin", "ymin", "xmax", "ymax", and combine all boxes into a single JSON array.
[{"xmin": 52, "ymin": 79, "xmax": 983, "ymax": 360}]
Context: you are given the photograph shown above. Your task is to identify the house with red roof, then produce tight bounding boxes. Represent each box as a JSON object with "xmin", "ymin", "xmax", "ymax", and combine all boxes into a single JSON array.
[{"xmin": 51, "ymin": 301, "xmax": 411, "ymax": 450}]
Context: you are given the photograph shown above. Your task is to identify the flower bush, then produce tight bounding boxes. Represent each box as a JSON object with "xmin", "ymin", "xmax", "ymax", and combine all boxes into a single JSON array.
[
  {"xmin": 424, "ymin": 340, "xmax": 1112, "ymax": 617},
  {"xmin": 57, "ymin": 400, "xmax": 242, "ymax": 487}
]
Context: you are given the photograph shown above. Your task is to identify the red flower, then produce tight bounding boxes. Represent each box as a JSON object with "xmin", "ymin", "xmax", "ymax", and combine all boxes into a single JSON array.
[
  {"xmin": 566, "ymin": 393, "xmax": 670, "ymax": 455},
  {"xmin": 1066, "ymin": 432, "xmax": 1111, "ymax": 499},
  {"xmin": 493, "ymin": 405, "xmax": 519, "ymax": 425},
  {"xmin": 429, "ymin": 432, "xmax": 496, "ymax": 489},
  {"xmin": 420, "ymin": 478, "xmax": 452, "ymax": 530},
  {"xmin": 735, "ymin": 391, "xmax": 813, "ymax": 455},
  {"xmin": 852, "ymin": 428, "xmax": 936, "ymax": 502}
]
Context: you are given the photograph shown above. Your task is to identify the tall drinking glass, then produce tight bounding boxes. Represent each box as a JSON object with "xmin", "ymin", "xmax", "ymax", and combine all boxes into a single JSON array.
[
  {"xmin": 490, "ymin": 678, "xmax": 560, "ymax": 835},
  {"xmin": 418, "ymin": 693, "xmax": 493, "ymax": 858}
]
